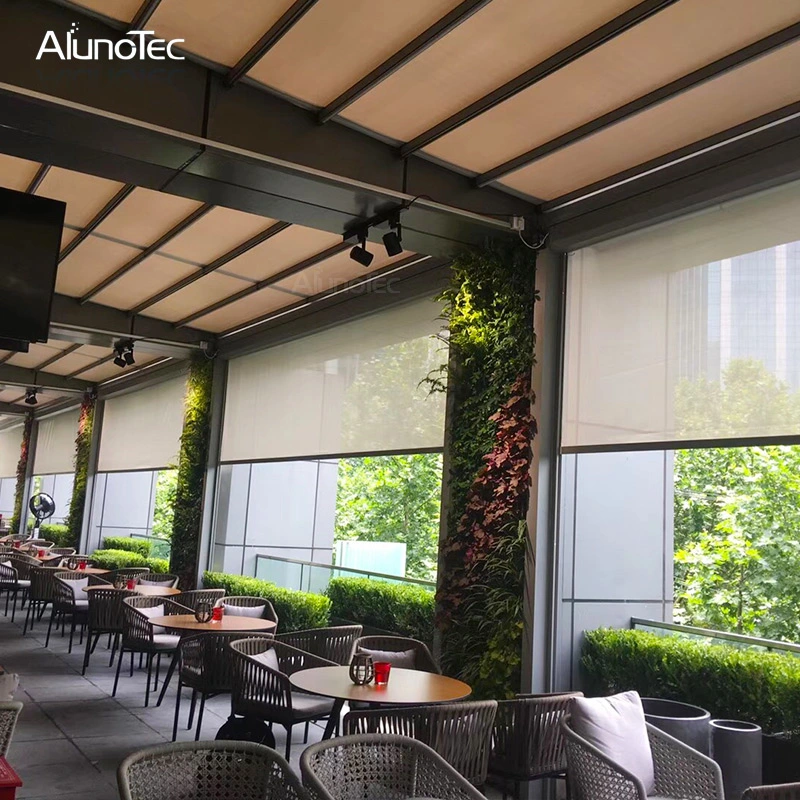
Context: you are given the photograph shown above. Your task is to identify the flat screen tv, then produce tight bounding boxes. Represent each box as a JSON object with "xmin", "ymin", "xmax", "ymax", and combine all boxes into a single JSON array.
[{"xmin": 0, "ymin": 185, "xmax": 65, "ymax": 344}]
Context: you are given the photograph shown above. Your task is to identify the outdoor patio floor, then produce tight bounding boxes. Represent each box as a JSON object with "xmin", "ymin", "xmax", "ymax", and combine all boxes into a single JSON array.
[{"xmin": 0, "ymin": 608, "xmax": 326, "ymax": 800}]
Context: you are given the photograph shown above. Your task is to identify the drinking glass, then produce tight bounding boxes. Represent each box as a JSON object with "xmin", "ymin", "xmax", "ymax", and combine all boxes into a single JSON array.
[{"xmin": 374, "ymin": 661, "xmax": 391, "ymax": 685}]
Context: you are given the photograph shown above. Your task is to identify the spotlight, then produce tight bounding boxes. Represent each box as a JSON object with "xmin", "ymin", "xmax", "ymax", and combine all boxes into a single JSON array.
[
  {"xmin": 123, "ymin": 342, "xmax": 135, "ymax": 366},
  {"xmin": 349, "ymin": 234, "xmax": 374, "ymax": 267},
  {"xmin": 24, "ymin": 388, "xmax": 37, "ymax": 406},
  {"xmin": 382, "ymin": 225, "xmax": 403, "ymax": 257},
  {"xmin": 113, "ymin": 339, "xmax": 134, "ymax": 369}
]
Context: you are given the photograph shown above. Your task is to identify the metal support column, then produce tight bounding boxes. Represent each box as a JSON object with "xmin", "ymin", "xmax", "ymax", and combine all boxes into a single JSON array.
[{"xmin": 79, "ymin": 399, "xmax": 104, "ymax": 553}]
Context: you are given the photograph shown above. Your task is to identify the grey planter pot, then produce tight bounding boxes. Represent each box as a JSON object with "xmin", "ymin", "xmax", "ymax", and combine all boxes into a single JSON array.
[
  {"xmin": 710, "ymin": 719, "xmax": 762, "ymax": 800},
  {"xmin": 642, "ymin": 697, "xmax": 711, "ymax": 755}
]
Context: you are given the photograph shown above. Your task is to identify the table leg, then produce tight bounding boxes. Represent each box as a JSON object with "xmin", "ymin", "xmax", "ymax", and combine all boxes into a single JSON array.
[{"xmin": 322, "ymin": 699, "xmax": 344, "ymax": 740}]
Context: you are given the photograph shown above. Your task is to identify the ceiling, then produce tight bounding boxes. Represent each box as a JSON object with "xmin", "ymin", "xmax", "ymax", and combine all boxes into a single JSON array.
[{"xmin": 65, "ymin": 0, "xmax": 800, "ymax": 205}]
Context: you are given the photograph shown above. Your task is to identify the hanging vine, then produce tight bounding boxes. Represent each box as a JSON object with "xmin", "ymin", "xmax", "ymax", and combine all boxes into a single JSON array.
[
  {"xmin": 64, "ymin": 393, "xmax": 96, "ymax": 548},
  {"xmin": 170, "ymin": 355, "xmax": 214, "ymax": 590},
  {"xmin": 435, "ymin": 239, "xmax": 538, "ymax": 698},
  {"xmin": 9, "ymin": 413, "xmax": 34, "ymax": 535}
]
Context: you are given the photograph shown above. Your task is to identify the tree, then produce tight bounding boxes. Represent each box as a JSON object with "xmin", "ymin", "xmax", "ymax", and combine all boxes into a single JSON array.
[
  {"xmin": 334, "ymin": 454, "xmax": 443, "ymax": 580},
  {"xmin": 152, "ymin": 468, "xmax": 178, "ymax": 539}
]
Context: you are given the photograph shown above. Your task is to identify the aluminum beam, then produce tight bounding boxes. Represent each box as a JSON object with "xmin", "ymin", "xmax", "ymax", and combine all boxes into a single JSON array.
[
  {"xmin": 0, "ymin": 364, "xmax": 91, "ymax": 393},
  {"xmin": 0, "ymin": 402, "xmax": 27, "ymax": 416}
]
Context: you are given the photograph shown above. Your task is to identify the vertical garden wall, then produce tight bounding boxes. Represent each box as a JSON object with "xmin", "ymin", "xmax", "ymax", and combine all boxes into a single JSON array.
[
  {"xmin": 435, "ymin": 240, "xmax": 538, "ymax": 698},
  {"xmin": 64, "ymin": 393, "xmax": 95, "ymax": 548},
  {"xmin": 170, "ymin": 355, "xmax": 214, "ymax": 589},
  {"xmin": 9, "ymin": 413, "xmax": 33, "ymax": 535}
]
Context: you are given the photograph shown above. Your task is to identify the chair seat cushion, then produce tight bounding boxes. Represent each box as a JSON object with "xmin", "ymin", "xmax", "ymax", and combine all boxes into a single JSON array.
[
  {"xmin": 291, "ymin": 692, "xmax": 334, "ymax": 717},
  {"xmin": 152, "ymin": 634, "xmax": 180, "ymax": 649},
  {"xmin": 138, "ymin": 603, "xmax": 166, "ymax": 634},
  {"xmin": 16, "ymin": 580, "xmax": 30, "ymax": 589},
  {"xmin": 223, "ymin": 602, "xmax": 266, "ymax": 618},
  {"xmin": 73, "ymin": 599, "xmax": 89, "ymax": 609},
  {"xmin": 571, "ymin": 691, "xmax": 655, "ymax": 794},
  {"xmin": 358, "ymin": 647, "xmax": 416, "ymax": 669}
]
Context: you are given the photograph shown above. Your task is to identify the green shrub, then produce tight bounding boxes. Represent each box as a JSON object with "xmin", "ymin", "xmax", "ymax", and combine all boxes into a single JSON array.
[
  {"xmin": 582, "ymin": 628, "xmax": 800, "ymax": 738},
  {"xmin": 203, "ymin": 572, "xmax": 330, "ymax": 633},
  {"xmin": 89, "ymin": 549, "xmax": 147, "ymax": 570},
  {"xmin": 145, "ymin": 558, "xmax": 170, "ymax": 574},
  {"xmin": 326, "ymin": 577, "xmax": 434, "ymax": 645},
  {"xmin": 102, "ymin": 536, "xmax": 151, "ymax": 557},
  {"xmin": 27, "ymin": 522, "xmax": 71, "ymax": 546}
]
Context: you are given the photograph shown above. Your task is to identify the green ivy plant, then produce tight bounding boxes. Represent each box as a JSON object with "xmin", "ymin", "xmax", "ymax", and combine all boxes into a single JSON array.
[
  {"xmin": 9, "ymin": 413, "xmax": 33, "ymax": 534},
  {"xmin": 433, "ymin": 240, "xmax": 538, "ymax": 698},
  {"xmin": 170, "ymin": 355, "xmax": 214, "ymax": 590},
  {"xmin": 64, "ymin": 393, "xmax": 95, "ymax": 548}
]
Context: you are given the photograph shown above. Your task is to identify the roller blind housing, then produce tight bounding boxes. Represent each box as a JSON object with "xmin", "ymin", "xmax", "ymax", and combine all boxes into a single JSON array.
[
  {"xmin": 34, "ymin": 409, "xmax": 79, "ymax": 475},
  {"xmin": 563, "ymin": 179, "xmax": 800, "ymax": 450},
  {"xmin": 98, "ymin": 377, "xmax": 187, "ymax": 472},
  {"xmin": 221, "ymin": 298, "xmax": 446, "ymax": 462}
]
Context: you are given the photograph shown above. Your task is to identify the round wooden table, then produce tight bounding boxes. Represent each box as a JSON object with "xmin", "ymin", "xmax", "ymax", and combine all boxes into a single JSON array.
[
  {"xmin": 83, "ymin": 585, "xmax": 181, "ymax": 597},
  {"xmin": 38, "ymin": 565, "xmax": 110, "ymax": 575},
  {"xmin": 289, "ymin": 666, "xmax": 471, "ymax": 740},
  {"xmin": 146, "ymin": 614, "xmax": 277, "ymax": 633}
]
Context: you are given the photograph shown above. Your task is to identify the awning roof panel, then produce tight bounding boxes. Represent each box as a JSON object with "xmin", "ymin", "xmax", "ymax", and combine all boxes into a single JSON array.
[
  {"xmin": 189, "ymin": 288, "xmax": 294, "ymax": 333},
  {"xmin": 56, "ymin": 237, "xmax": 142, "ymax": 298},
  {"xmin": 0, "ymin": 153, "xmax": 41, "ymax": 191},
  {"xmin": 34, "ymin": 168, "xmax": 124, "ymax": 228}
]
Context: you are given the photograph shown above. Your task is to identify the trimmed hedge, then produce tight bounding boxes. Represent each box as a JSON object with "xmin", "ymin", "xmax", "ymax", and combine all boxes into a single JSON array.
[
  {"xmin": 326, "ymin": 577, "xmax": 434, "ymax": 645},
  {"xmin": 203, "ymin": 572, "xmax": 330, "ymax": 633},
  {"xmin": 27, "ymin": 522, "xmax": 71, "ymax": 546},
  {"xmin": 102, "ymin": 536, "xmax": 152, "ymax": 557},
  {"xmin": 583, "ymin": 628, "xmax": 800, "ymax": 738},
  {"xmin": 89, "ymin": 549, "xmax": 169, "ymax": 574}
]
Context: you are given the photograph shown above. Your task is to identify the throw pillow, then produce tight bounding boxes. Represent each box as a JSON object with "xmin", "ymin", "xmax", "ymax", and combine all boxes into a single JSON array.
[
  {"xmin": 223, "ymin": 602, "xmax": 266, "ymax": 619},
  {"xmin": 138, "ymin": 603, "xmax": 166, "ymax": 635},
  {"xmin": 358, "ymin": 647, "xmax": 416, "ymax": 669},
  {"xmin": 251, "ymin": 648, "xmax": 281, "ymax": 673}
]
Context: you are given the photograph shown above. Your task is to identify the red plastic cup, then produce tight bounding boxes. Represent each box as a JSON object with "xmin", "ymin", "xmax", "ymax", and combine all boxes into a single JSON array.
[
  {"xmin": 78, "ymin": 560, "xmax": 87, "ymax": 571},
  {"xmin": 37, "ymin": 549, "xmax": 45, "ymax": 558},
  {"xmin": 211, "ymin": 606, "xmax": 223, "ymax": 622},
  {"xmin": 374, "ymin": 661, "xmax": 391, "ymax": 685},
  {"xmin": 12, "ymin": 541, "xmax": 20, "ymax": 549},
  {"xmin": 126, "ymin": 578, "xmax": 136, "ymax": 590}
]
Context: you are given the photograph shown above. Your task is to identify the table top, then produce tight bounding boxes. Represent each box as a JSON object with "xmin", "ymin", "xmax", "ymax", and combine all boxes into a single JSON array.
[
  {"xmin": 289, "ymin": 666, "xmax": 471, "ymax": 705},
  {"xmin": 38, "ymin": 566, "xmax": 110, "ymax": 575},
  {"xmin": 83, "ymin": 585, "xmax": 181, "ymax": 597},
  {"xmin": 147, "ymin": 614, "xmax": 277, "ymax": 633}
]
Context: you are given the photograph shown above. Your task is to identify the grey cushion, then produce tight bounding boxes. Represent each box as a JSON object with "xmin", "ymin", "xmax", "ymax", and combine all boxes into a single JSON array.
[
  {"xmin": 60, "ymin": 576, "xmax": 89, "ymax": 603},
  {"xmin": 571, "ymin": 691, "xmax": 655, "ymax": 793},
  {"xmin": 358, "ymin": 646, "xmax": 416, "ymax": 669},
  {"xmin": 152, "ymin": 634, "xmax": 180, "ymax": 649},
  {"xmin": 16, "ymin": 579, "xmax": 30, "ymax": 589},
  {"xmin": 139, "ymin": 577, "xmax": 175, "ymax": 587},
  {"xmin": 223, "ymin": 602, "xmax": 266, "ymax": 618},
  {"xmin": 251, "ymin": 648, "xmax": 280, "ymax": 672},
  {"xmin": 138, "ymin": 603, "xmax": 166, "ymax": 635},
  {"xmin": 291, "ymin": 692, "xmax": 334, "ymax": 716}
]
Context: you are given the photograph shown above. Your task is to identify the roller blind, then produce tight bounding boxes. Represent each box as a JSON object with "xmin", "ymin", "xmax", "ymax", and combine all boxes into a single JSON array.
[
  {"xmin": 221, "ymin": 298, "xmax": 446, "ymax": 462},
  {"xmin": 563, "ymin": 179, "xmax": 800, "ymax": 450},
  {"xmin": 34, "ymin": 409, "xmax": 79, "ymax": 475},
  {"xmin": 0, "ymin": 426, "xmax": 22, "ymax": 479},
  {"xmin": 98, "ymin": 376, "xmax": 187, "ymax": 472}
]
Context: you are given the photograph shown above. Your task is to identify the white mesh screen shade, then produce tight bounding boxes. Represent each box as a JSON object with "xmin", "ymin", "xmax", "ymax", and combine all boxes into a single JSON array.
[
  {"xmin": 34, "ymin": 409, "xmax": 79, "ymax": 475},
  {"xmin": 563, "ymin": 179, "xmax": 800, "ymax": 449},
  {"xmin": 98, "ymin": 376, "xmax": 187, "ymax": 471},
  {"xmin": 0, "ymin": 426, "xmax": 22, "ymax": 479},
  {"xmin": 221, "ymin": 298, "xmax": 446, "ymax": 462}
]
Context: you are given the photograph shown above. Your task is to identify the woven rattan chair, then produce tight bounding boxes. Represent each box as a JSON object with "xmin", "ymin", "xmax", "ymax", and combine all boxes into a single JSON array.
[
  {"xmin": 344, "ymin": 700, "xmax": 498, "ymax": 786},
  {"xmin": 50, "ymin": 547, "xmax": 76, "ymax": 556},
  {"xmin": 111, "ymin": 568, "xmax": 151, "ymax": 583},
  {"xmin": 0, "ymin": 702, "xmax": 22, "ymax": 757},
  {"xmin": 171, "ymin": 632, "xmax": 271, "ymax": 741},
  {"xmin": 0, "ymin": 562, "xmax": 23, "ymax": 621},
  {"xmin": 4, "ymin": 552, "xmax": 38, "ymax": 612},
  {"xmin": 82, "ymin": 587, "xmax": 135, "ymax": 674},
  {"xmin": 37, "ymin": 554, "xmax": 66, "ymax": 567},
  {"xmin": 174, "ymin": 588, "xmax": 225, "ymax": 611},
  {"xmin": 277, "ymin": 625, "xmax": 362, "ymax": 665},
  {"xmin": 744, "ymin": 785, "xmax": 800, "ymax": 800},
  {"xmin": 114, "ymin": 596, "xmax": 191, "ymax": 706},
  {"xmin": 354, "ymin": 634, "xmax": 440, "ymax": 673},
  {"xmin": 138, "ymin": 573, "xmax": 179, "ymax": 588},
  {"xmin": 118, "ymin": 740, "xmax": 309, "ymax": 800},
  {"xmin": 23, "ymin": 566, "xmax": 59, "ymax": 634},
  {"xmin": 561, "ymin": 714, "xmax": 724, "ymax": 800},
  {"xmin": 230, "ymin": 637, "xmax": 337, "ymax": 759},
  {"xmin": 47, "ymin": 570, "xmax": 90, "ymax": 653},
  {"xmin": 23, "ymin": 539, "xmax": 54, "ymax": 551},
  {"xmin": 301, "ymin": 734, "xmax": 487, "ymax": 800},
  {"xmin": 489, "ymin": 691, "xmax": 583, "ymax": 798},
  {"xmin": 218, "ymin": 595, "xmax": 278, "ymax": 625}
]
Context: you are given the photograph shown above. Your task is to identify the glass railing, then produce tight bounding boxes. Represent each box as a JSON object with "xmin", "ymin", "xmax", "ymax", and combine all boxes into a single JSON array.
[
  {"xmin": 254, "ymin": 553, "xmax": 435, "ymax": 595},
  {"xmin": 130, "ymin": 533, "xmax": 172, "ymax": 560},
  {"xmin": 631, "ymin": 617, "xmax": 800, "ymax": 657}
]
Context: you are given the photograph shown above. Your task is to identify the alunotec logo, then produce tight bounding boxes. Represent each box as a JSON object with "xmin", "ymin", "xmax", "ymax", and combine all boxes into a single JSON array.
[{"xmin": 37, "ymin": 22, "xmax": 185, "ymax": 61}]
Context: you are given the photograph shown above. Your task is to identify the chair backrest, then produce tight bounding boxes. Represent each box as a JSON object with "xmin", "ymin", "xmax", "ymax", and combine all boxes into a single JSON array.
[
  {"xmin": 219, "ymin": 596, "xmax": 278, "ymax": 624},
  {"xmin": 0, "ymin": 702, "xmax": 22, "ymax": 758},
  {"xmin": 122, "ymin": 596, "xmax": 189, "ymax": 645},
  {"xmin": 490, "ymin": 691, "xmax": 583, "ymax": 780},
  {"xmin": 118, "ymin": 740, "xmax": 308, "ymax": 800},
  {"xmin": 28, "ymin": 567, "xmax": 59, "ymax": 602},
  {"xmin": 277, "ymin": 625, "xmax": 362, "ymax": 665},
  {"xmin": 175, "ymin": 588, "xmax": 225, "ymax": 611},
  {"xmin": 300, "ymin": 734, "xmax": 486, "ymax": 800},
  {"xmin": 87, "ymin": 588, "xmax": 134, "ymax": 631},
  {"xmin": 179, "ymin": 632, "xmax": 266, "ymax": 693},
  {"xmin": 25, "ymin": 540, "xmax": 53, "ymax": 548},
  {"xmin": 54, "ymin": 570, "xmax": 90, "ymax": 605},
  {"xmin": 354, "ymin": 635, "xmax": 440, "ymax": 674},
  {"xmin": 50, "ymin": 547, "xmax": 76, "ymax": 556},
  {"xmin": 5, "ymin": 552, "xmax": 39, "ymax": 580},
  {"xmin": 138, "ymin": 573, "xmax": 179, "ymax": 588},
  {"xmin": 743, "ymin": 785, "xmax": 800, "ymax": 800},
  {"xmin": 112, "ymin": 568, "xmax": 151, "ymax": 581},
  {"xmin": 344, "ymin": 700, "xmax": 498, "ymax": 786}
]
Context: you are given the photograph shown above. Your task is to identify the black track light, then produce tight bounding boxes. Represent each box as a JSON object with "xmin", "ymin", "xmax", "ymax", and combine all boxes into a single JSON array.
[
  {"xmin": 124, "ymin": 343, "xmax": 135, "ymax": 366},
  {"xmin": 113, "ymin": 339, "xmax": 134, "ymax": 369},
  {"xmin": 349, "ymin": 234, "xmax": 374, "ymax": 267},
  {"xmin": 382, "ymin": 224, "xmax": 403, "ymax": 257},
  {"xmin": 24, "ymin": 388, "xmax": 38, "ymax": 406}
]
